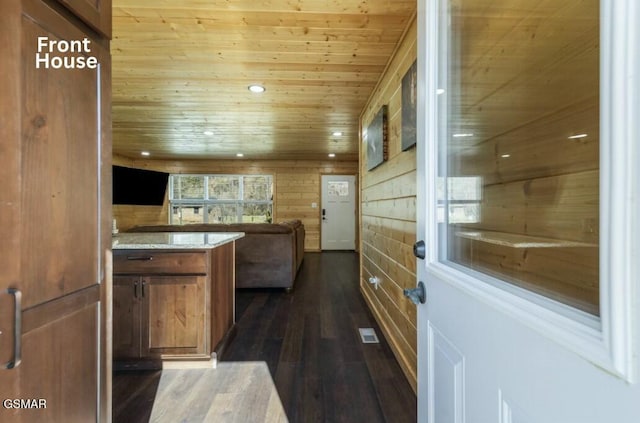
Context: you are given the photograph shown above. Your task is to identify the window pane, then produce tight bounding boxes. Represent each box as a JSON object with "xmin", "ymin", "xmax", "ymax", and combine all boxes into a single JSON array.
[
  {"xmin": 241, "ymin": 203, "xmax": 272, "ymax": 223},
  {"xmin": 447, "ymin": 177, "xmax": 481, "ymax": 224},
  {"xmin": 328, "ymin": 181, "xmax": 349, "ymax": 197},
  {"xmin": 243, "ymin": 176, "xmax": 272, "ymax": 201},
  {"xmin": 173, "ymin": 176, "xmax": 205, "ymax": 200},
  {"xmin": 208, "ymin": 176, "xmax": 240, "ymax": 200},
  {"xmin": 171, "ymin": 204, "xmax": 204, "ymax": 224},
  {"xmin": 207, "ymin": 204, "xmax": 239, "ymax": 223},
  {"xmin": 439, "ymin": 0, "xmax": 599, "ymax": 315}
]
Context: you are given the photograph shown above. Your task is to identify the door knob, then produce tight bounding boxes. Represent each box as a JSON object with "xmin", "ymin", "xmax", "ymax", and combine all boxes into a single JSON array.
[
  {"xmin": 403, "ymin": 281, "xmax": 426, "ymax": 305},
  {"xmin": 413, "ymin": 240, "xmax": 426, "ymax": 259}
]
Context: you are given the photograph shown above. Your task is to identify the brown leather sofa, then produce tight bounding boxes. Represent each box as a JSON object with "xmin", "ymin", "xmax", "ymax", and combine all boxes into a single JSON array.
[
  {"xmin": 127, "ymin": 220, "xmax": 305, "ymax": 290},
  {"xmin": 279, "ymin": 219, "xmax": 305, "ymax": 272}
]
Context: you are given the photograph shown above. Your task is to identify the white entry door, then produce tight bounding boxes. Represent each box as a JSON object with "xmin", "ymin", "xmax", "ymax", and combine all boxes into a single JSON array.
[
  {"xmin": 414, "ymin": 0, "xmax": 640, "ymax": 421},
  {"xmin": 321, "ymin": 175, "xmax": 356, "ymax": 250}
]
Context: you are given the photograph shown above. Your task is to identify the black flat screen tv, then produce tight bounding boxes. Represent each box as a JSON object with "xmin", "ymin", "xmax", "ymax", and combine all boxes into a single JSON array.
[{"xmin": 112, "ymin": 165, "xmax": 169, "ymax": 206}]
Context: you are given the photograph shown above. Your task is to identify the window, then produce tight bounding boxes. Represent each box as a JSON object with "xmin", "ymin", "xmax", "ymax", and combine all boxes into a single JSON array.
[
  {"xmin": 436, "ymin": 0, "xmax": 599, "ymax": 316},
  {"xmin": 327, "ymin": 181, "xmax": 349, "ymax": 197},
  {"xmin": 169, "ymin": 174, "xmax": 273, "ymax": 224},
  {"xmin": 437, "ymin": 176, "xmax": 482, "ymax": 224}
]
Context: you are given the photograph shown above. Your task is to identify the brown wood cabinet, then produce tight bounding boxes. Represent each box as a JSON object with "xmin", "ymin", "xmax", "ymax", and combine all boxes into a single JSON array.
[
  {"xmin": 114, "ymin": 274, "xmax": 206, "ymax": 359},
  {"xmin": 113, "ymin": 244, "xmax": 235, "ymax": 367},
  {"xmin": 0, "ymin": 0, "xmax": 111, "ymax": 421}
]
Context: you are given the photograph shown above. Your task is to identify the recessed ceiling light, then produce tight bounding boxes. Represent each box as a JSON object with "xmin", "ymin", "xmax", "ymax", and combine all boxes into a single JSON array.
[
  {"xmin": 248, "ymin": 84, "xmax": 265, "ymax": 93},
  {"xmin": 501, "ymin": 154, "xmax": 511, "ymax": 158},
  {"xmin": 332, "ymin": 131, "xmax": 343, "ymax": 137},
  {"xmin": 236, "ymin": 153, "xmax": 244, "ymax": 157},
  {"xmin": 453, "ymin": 133, "xmax": 474, "ymax": 138},
  {"xmin": 328, "ymin": 153, "xmax": 336, "ymax": 158},
  {"xmin": 203, "ymin": 130, "xmax": 214, "ymax": 136},
  {"xmin": 141, "ymin": 151, "xmax": 150, "ymax": 156},
  {"xmin": 568, "ymin": 133, "xmax": 588, "ymax": 139}
]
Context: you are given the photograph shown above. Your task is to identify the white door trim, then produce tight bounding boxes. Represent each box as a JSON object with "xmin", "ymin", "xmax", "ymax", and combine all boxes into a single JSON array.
[
  {"xmin": 418, "ymin": 0, "xmax": 640, "ymax": 385},
  {"xmin": 598, "ymin": 0, "xmax": 640, "ymax": 381}
]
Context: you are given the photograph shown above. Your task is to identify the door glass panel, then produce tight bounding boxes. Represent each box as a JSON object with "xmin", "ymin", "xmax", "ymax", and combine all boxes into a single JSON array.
[
  {"xmin": 328, "ymin": 181, "xmax": 349, "ymax": 197},
  {"xmin": 438, "ymin": 0, "xmax": 600, "ymax": 316}
]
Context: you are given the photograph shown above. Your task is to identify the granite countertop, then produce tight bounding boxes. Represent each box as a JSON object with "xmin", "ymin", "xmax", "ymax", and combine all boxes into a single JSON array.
[{"xmin": 112, "ymin": 232, "xmax": 245, "ymax": 250}]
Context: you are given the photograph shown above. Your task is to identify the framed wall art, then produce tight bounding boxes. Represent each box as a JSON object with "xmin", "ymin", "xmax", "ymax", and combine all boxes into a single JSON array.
[
  {"xmin": 366, "ymin": 105, "xmax": 388, "ymax": 171},
  {"xmin": 401, "ymin": 60, "xmax": 417, "ymax": 151}
]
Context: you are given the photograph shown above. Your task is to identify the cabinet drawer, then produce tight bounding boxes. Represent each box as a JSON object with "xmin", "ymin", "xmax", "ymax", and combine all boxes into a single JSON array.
[{"xmin": 114, "ymin": 251, "xmax": 207, "ymax": 275}]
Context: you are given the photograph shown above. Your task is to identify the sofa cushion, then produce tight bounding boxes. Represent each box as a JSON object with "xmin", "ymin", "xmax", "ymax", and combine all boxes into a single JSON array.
[{"xmin": 279, "ymin": 219, "xmax": 302, "ymax": 228}]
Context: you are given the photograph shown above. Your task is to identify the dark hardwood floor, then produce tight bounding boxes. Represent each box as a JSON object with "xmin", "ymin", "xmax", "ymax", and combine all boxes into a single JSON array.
[{"xmin": 113, "ymin": 252, "xmax": 417, "ymax": 422}]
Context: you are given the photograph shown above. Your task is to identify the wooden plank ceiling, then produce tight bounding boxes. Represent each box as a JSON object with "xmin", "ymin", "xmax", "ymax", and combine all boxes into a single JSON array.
[{"xmin": 111, "ymin": 0, "xmax": 416, "ymax": 161}]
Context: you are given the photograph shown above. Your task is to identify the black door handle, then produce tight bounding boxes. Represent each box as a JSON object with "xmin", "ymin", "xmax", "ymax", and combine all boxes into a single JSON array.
[
  {"xmin": 413, "ymin": 240, "xmax": 426, "ymax": 259},
  {"xmin": 2, "ymin": 288, "xmax": 22, "ymax": 369},
  {"xmin": 403, "ymin": 281, "xmax": 426, "ymax": 305}
]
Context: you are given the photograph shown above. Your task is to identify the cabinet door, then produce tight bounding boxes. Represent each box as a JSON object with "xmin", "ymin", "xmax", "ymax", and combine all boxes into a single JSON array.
[
  {"xmin": 113, "ymin": 276, "xmax": 141, "ymax": 359},
  {"xmin": 142, "ymin": 276, "xmax": 206, "ymax": 357},
  {"xmin": 18, "ymin": 0, "xmax": 104, "ymax": 311},
  {"xmin": 0, "ymin": 0, "xmax": 110, "ymax": 421}
]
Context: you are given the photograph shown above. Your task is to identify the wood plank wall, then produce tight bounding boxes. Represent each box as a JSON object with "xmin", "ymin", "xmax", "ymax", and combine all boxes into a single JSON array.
[
  {"xmin": 359, "ymin": 17, "xmax": 418, "ymax": 392},
  {"xmin": 112, "ymin": 155, "xmax": 357, "ymax": 251}
]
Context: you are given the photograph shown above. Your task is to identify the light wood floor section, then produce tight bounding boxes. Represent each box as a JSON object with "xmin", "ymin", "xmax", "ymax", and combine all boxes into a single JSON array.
[{"xmin": 140, "ymin": 362, "xmax": 287, "ymax": 422}]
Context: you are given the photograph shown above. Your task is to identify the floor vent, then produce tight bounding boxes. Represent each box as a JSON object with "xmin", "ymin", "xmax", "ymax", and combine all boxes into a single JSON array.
[{"xmin": 358, "ymin": 328, "xmax": 380, "ymax": 344}]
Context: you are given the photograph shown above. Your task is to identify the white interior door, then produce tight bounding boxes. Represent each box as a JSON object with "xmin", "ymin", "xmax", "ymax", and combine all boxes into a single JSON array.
[
  {"xmin": 321, "ymin": 175, "xmax": 356, "ymax": 250},
  {"xmin": 415, "ymin": 0, "xmax": 640, "ymax": 421}
]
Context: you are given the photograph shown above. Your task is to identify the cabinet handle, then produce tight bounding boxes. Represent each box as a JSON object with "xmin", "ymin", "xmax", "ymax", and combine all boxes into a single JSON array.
[
  {"xmin": 2, "ymin": 288, "xmax": 22, "ymax": 369},
  {"xmin": 126, "ymin": 256, "xmax": 153, "ymax": 261},
  {"xmin": 141, "ymin": 281, "xmax": 146, "ymax": 298},
  {"xmin": 134, "ymin": 281, "xmax": 138, "ymax": 298}
]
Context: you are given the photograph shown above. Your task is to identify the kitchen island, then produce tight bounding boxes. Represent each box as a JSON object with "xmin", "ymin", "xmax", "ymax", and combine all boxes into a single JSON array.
[{"xmin": 112, "ymin": 232, "xmax": 244, "ymax": 369}]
